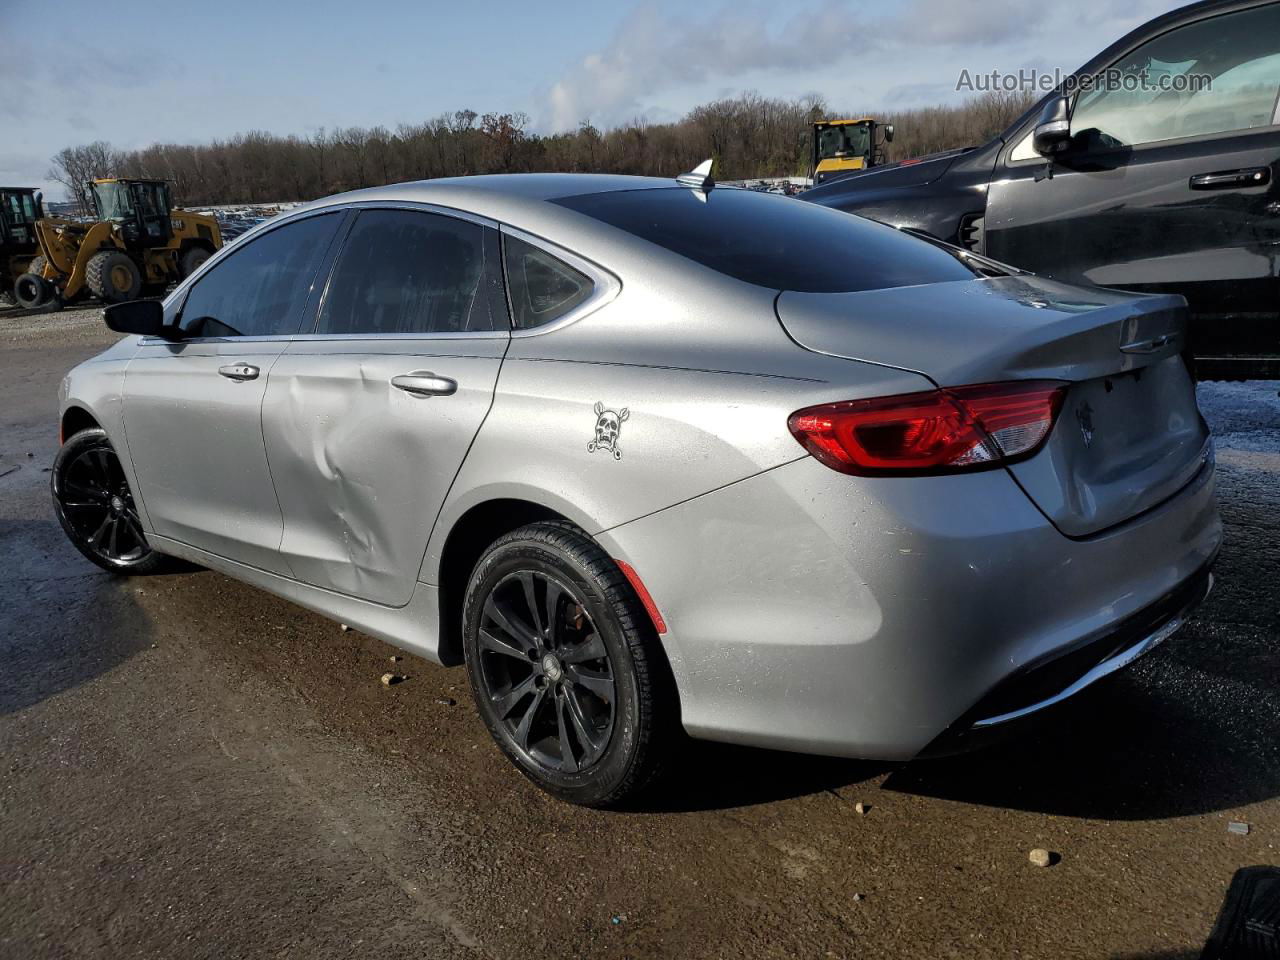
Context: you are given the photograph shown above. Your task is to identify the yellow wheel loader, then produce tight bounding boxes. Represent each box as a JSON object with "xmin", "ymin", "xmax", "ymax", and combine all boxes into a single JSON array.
[
  {"xmin": 1, "ymin": 186, "xmax": 43, "ymax": 306},
  {"xmin": 810, "ymin": 118, "xmax": 894, "ymax": 186},
  {"xmin": 15, "ymin": 179, "xmax": 221, "ymax": 309}
]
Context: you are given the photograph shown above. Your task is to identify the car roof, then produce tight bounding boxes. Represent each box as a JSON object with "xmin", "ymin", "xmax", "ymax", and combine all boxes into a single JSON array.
[{"xmin": 303, "ymin": 173, "xmax": 676, "ymax": 227}]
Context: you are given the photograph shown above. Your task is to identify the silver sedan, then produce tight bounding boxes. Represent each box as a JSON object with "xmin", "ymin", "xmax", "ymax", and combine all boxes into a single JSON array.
[{"xmin": 53, "ymin": 173, "xmax": 1221, "ymax": 806}]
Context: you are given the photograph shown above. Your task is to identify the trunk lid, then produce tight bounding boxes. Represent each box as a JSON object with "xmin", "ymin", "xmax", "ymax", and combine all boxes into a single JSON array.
[{"xmin": 776, "ymin": 275, "xmax": 1210, "ymax": 537}]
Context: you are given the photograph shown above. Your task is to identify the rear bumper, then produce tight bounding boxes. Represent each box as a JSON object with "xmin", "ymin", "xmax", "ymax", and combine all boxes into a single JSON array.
[
  {"xmin": 599, "ymin": 453, "xmax": 1222, "ymax": 760},
  {"xmin": 919, "ymin": 562, "xmax": 1213, "ymax": 756}
]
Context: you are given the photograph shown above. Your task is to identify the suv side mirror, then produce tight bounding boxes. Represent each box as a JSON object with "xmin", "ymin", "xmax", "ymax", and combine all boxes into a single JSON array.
[
  {"xmin": 1032, "ymin": 96, "xmax": 1073, "ymax": 156},
  {"xmin": 104, "ymin": 299, "xmax": 177, "ymax": 340},
  {"xmin": 883, "ymin": 124, "xmax": 894, "ymax": 143}
]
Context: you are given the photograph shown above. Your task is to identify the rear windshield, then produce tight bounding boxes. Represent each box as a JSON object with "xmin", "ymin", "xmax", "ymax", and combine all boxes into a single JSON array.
[{"xmin": 552, "ymin": 187, "xmax": 978, "ymax": 293}]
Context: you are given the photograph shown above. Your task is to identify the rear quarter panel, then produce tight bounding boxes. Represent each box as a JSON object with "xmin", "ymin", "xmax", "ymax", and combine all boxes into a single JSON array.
[{"xmin": 419, "ymin": 256, "xmax": 933, "ymax": 583}]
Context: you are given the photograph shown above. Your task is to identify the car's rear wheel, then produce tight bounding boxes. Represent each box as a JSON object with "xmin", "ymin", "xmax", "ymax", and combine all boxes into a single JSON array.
[
  {"xmin": 462, "ymin": 521, "xmax": 674, "ymax": 807},
  {"xmin": 52, "ymin": 428, "xmax": 168, "ymax": 574}
]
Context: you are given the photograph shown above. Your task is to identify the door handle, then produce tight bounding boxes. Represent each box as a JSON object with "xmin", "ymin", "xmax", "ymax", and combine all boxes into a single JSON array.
[
  {"xmin": 218, "ymin": 363, "xmax": 260, "ymax": 381},
  {"xmin": 1189, "ymin": 167, "xmax": 1271, "ymax": 190},
  {"xmin": 391, "ymin": 371, "xmax": 457, "ymax": 397}
]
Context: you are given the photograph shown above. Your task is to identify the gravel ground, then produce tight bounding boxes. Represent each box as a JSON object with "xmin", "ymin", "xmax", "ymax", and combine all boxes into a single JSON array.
[{"xmin": 1, "ymin": 311, "xmax": 1276, "ymax": 960}]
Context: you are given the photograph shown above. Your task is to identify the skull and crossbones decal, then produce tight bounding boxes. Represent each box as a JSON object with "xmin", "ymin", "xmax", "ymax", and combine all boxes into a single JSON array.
[{"xmin": 587, "ymin": 401, "xmax": 629, "ymax": 460}]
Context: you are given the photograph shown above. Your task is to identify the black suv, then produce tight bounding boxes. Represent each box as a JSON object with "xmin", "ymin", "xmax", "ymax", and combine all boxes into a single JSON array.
[{"xmin": 803, "ymin": 0, "xmax": 1280, "ymax": 379}]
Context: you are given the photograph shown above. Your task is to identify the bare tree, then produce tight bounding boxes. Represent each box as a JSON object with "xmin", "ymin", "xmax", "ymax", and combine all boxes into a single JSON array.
[{"xmin": 48, "ymin": 90, "xmax": 1043, "ymax": 207}]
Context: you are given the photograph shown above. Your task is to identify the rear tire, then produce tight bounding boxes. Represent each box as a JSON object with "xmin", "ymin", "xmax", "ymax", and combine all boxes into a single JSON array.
[
  {"xmin": 179, "ymin": 246, "xmax": 212, "ymax": 279},
  {"xmin": 462, "ymin": 521, "xmax": 675, "ymax": 807},
  {"xmin": 85, "ymin": 250, "xmax": 142, "ymax": 303},
  {"xmin": 52, "ymin": 428, "xmax": 170, "ymax": 575}
]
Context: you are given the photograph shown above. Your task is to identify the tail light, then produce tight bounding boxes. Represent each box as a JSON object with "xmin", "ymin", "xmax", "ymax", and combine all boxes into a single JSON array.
[{"xmin": 788, "ymin": 381, "xmax": 1066, "ymax": 476}]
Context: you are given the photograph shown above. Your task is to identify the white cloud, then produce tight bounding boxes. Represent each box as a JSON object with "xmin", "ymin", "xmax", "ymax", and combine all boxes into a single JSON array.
[
  {"xmin": 541, "ymin": 0, "xmax": 1187, "ymax": 132},
  {"xmin": 546, "ymin": 2, "xmax": 871, "ymax": 131}
]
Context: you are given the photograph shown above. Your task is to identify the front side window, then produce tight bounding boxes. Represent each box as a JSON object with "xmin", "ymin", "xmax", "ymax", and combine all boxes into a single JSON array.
[
  {"xmin": 316, "ymin": 209, "xmax": 495, "ymax": 335},
  {"xmin": 179, "ymin": 212, "xmax": 341, "ymax": 338},
  {"xmin": 503, "ymin": 235, "xmax": 594, "ymax": 330},
  {"xmin": 1070, "ymin": 4, "xmax": 1280, "ymax": 148}
]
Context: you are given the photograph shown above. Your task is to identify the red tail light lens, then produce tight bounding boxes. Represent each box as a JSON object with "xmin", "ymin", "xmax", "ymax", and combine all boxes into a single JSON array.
[{"xmin": 788, "ymin": 381, "xmax": 1066, "ymax": 476}]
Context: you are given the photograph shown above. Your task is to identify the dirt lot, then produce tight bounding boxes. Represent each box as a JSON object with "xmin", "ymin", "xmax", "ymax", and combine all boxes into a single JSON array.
[{"xmin": 2, "ymin": 308, "xmax": 1277, "ymax": 960}]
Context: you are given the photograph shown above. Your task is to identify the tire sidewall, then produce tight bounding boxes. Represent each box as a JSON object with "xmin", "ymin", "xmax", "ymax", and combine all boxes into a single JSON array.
[
  {"xmin": 88, "ymin": 251, "xmax": 142, "ymax": 303},
  {"xmin": 462, "ymin": 536, "xmax": 644, "ymax": 805},
  {"xmin": 181, "ymin": 247, "xmax": 211, "ymax": 278},
  {"xmin": 14, "ymin": 273, "xmax": 49, "ymax": 308}
]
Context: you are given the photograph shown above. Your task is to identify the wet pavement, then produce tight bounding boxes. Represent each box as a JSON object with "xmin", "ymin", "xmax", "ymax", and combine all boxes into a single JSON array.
[{"xmin": 2, "ymin": 309, "xmax": 1277, "ymax": 959}]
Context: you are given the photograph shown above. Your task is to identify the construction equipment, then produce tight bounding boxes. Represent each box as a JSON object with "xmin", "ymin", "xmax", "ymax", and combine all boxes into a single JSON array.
[
  {"xmin": 810, "ymin": 118, "xmax": 894, "ymax": 185},
  {"xmin": 15, "ymin": 178, "xmax": 221, "ymax": 309},
  {"xmin": 1, "ymin": 187, "xmax": 44, "ymax": 306}
]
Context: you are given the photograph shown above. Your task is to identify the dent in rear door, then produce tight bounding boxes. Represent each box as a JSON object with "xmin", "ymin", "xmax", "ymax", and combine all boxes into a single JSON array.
[{"xmin": 259, "ymin": 208, "xmax": 510, "ymax": 607}]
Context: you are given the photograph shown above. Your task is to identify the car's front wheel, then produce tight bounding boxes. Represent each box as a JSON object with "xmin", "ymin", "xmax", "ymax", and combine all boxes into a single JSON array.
[
  {"xmin": 52, "ymin": 428, "xmax": 168, "ymax": 574},
  {"xmin": 462, "ymin": 521, "xmax": 674, "ymax": 807}
]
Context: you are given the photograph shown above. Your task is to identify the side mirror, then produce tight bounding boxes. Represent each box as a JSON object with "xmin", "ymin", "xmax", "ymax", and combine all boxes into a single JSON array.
[
  {"xmin": 103, "ymin": 299, "xmax": 177, "ymax": 340},
  {"xmin": 883, "ymin": 124, "xmax": 894, "ymax": 143},
  {"xmin": 1032, "ymin": 96, "xmax": 1072, "ymax": 156}
]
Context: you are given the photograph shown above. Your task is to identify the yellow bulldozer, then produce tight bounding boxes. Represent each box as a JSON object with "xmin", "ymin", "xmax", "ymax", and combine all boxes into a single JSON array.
[
  {"xmin": 15, "ymin": 178, "xmax": 222, "ymax": 309},
  {"xmin": 810, "ymin": 118, "xmax": 894, "ymax": 186}
]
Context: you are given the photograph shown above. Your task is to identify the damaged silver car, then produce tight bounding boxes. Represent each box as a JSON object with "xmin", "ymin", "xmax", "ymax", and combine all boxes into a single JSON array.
[{"xmin": 54, "ymin": 172, "xmax": 1221, "ymax": 805}]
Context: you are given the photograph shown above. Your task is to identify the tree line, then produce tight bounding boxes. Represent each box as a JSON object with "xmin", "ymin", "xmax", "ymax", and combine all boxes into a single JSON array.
[{"xmin": 47, "ymin": 90, "xmax": 1037, "ymax": 211}]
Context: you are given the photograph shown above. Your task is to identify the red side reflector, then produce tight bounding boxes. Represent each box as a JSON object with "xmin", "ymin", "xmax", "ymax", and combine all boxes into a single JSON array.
[
  {"xmin": 788, "ymin": 381, "xmax": 1066, "ymax": 476},
  {"xmin": 616, "ymin": 559, "xmax": 667, "ymax": 635}
]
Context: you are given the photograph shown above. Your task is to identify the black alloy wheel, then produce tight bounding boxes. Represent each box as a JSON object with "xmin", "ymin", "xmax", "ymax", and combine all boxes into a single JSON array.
[
  {"xmin": 52, "ymin": 428, "xmax": 165, "ymax": 573},
  {"xmin": 462, "ymin": 521, "xmax": 675, "ymax": 807},
  {"xmin": 477, "ymin": 568, "xmax": 616, "ymax": 774}
]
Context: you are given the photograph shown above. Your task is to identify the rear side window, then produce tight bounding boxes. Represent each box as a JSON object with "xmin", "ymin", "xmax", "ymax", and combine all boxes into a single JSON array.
[
  {"xmin": 317, "ymin": 209, "xmax": 500, "ymax": 335},
  {"xmin": 553, "ymin": 187, "xmax": 978, "ymax": 293},
  {"xmin": 503, "ymin": 235, "xmax": 594, "ymax": 329},
  {"xmin": 179, "ymin": 212, "xmax": 341, "ymax": 337}
]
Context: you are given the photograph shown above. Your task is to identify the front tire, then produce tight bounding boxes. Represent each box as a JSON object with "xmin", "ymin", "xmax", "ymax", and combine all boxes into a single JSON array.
[
  {"xmin": 462, "ymin": 521, "xmax": 674, "ymax": 807},
  {"xmin": 52, "ymin": 428, "xmax": 168, "ymax": 574},
  {"xmin": 85, "ymin": 250, "xmax": 142, "ymax": 303}
]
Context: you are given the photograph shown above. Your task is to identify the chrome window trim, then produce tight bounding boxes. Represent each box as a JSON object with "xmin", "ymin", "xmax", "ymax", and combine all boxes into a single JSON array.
[
  {"xmin": 138, "ymin": 333, "xmax": 298, "ymax": 346},
  {"xmin": 499, "ymin": 224, "xmax": 622, "ymax": 338},
  {"xmin": 290, "ymin": 331, "xmax": 509, "ymax": 343},
  {"xmin": 328, "ymin": 198, "xmax": 499, "ymax": 229}
]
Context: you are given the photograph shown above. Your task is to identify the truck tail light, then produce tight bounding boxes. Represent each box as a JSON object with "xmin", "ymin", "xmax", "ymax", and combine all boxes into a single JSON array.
[{"xmin": 788, "ymin": 381, "xmax": 1066, "ymax": 476}]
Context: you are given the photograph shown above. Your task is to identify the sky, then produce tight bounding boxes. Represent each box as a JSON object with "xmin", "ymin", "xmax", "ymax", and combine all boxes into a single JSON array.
[{"xmin": 0, "ymin": 0, "xmax": 1188, "ymax": 199}]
